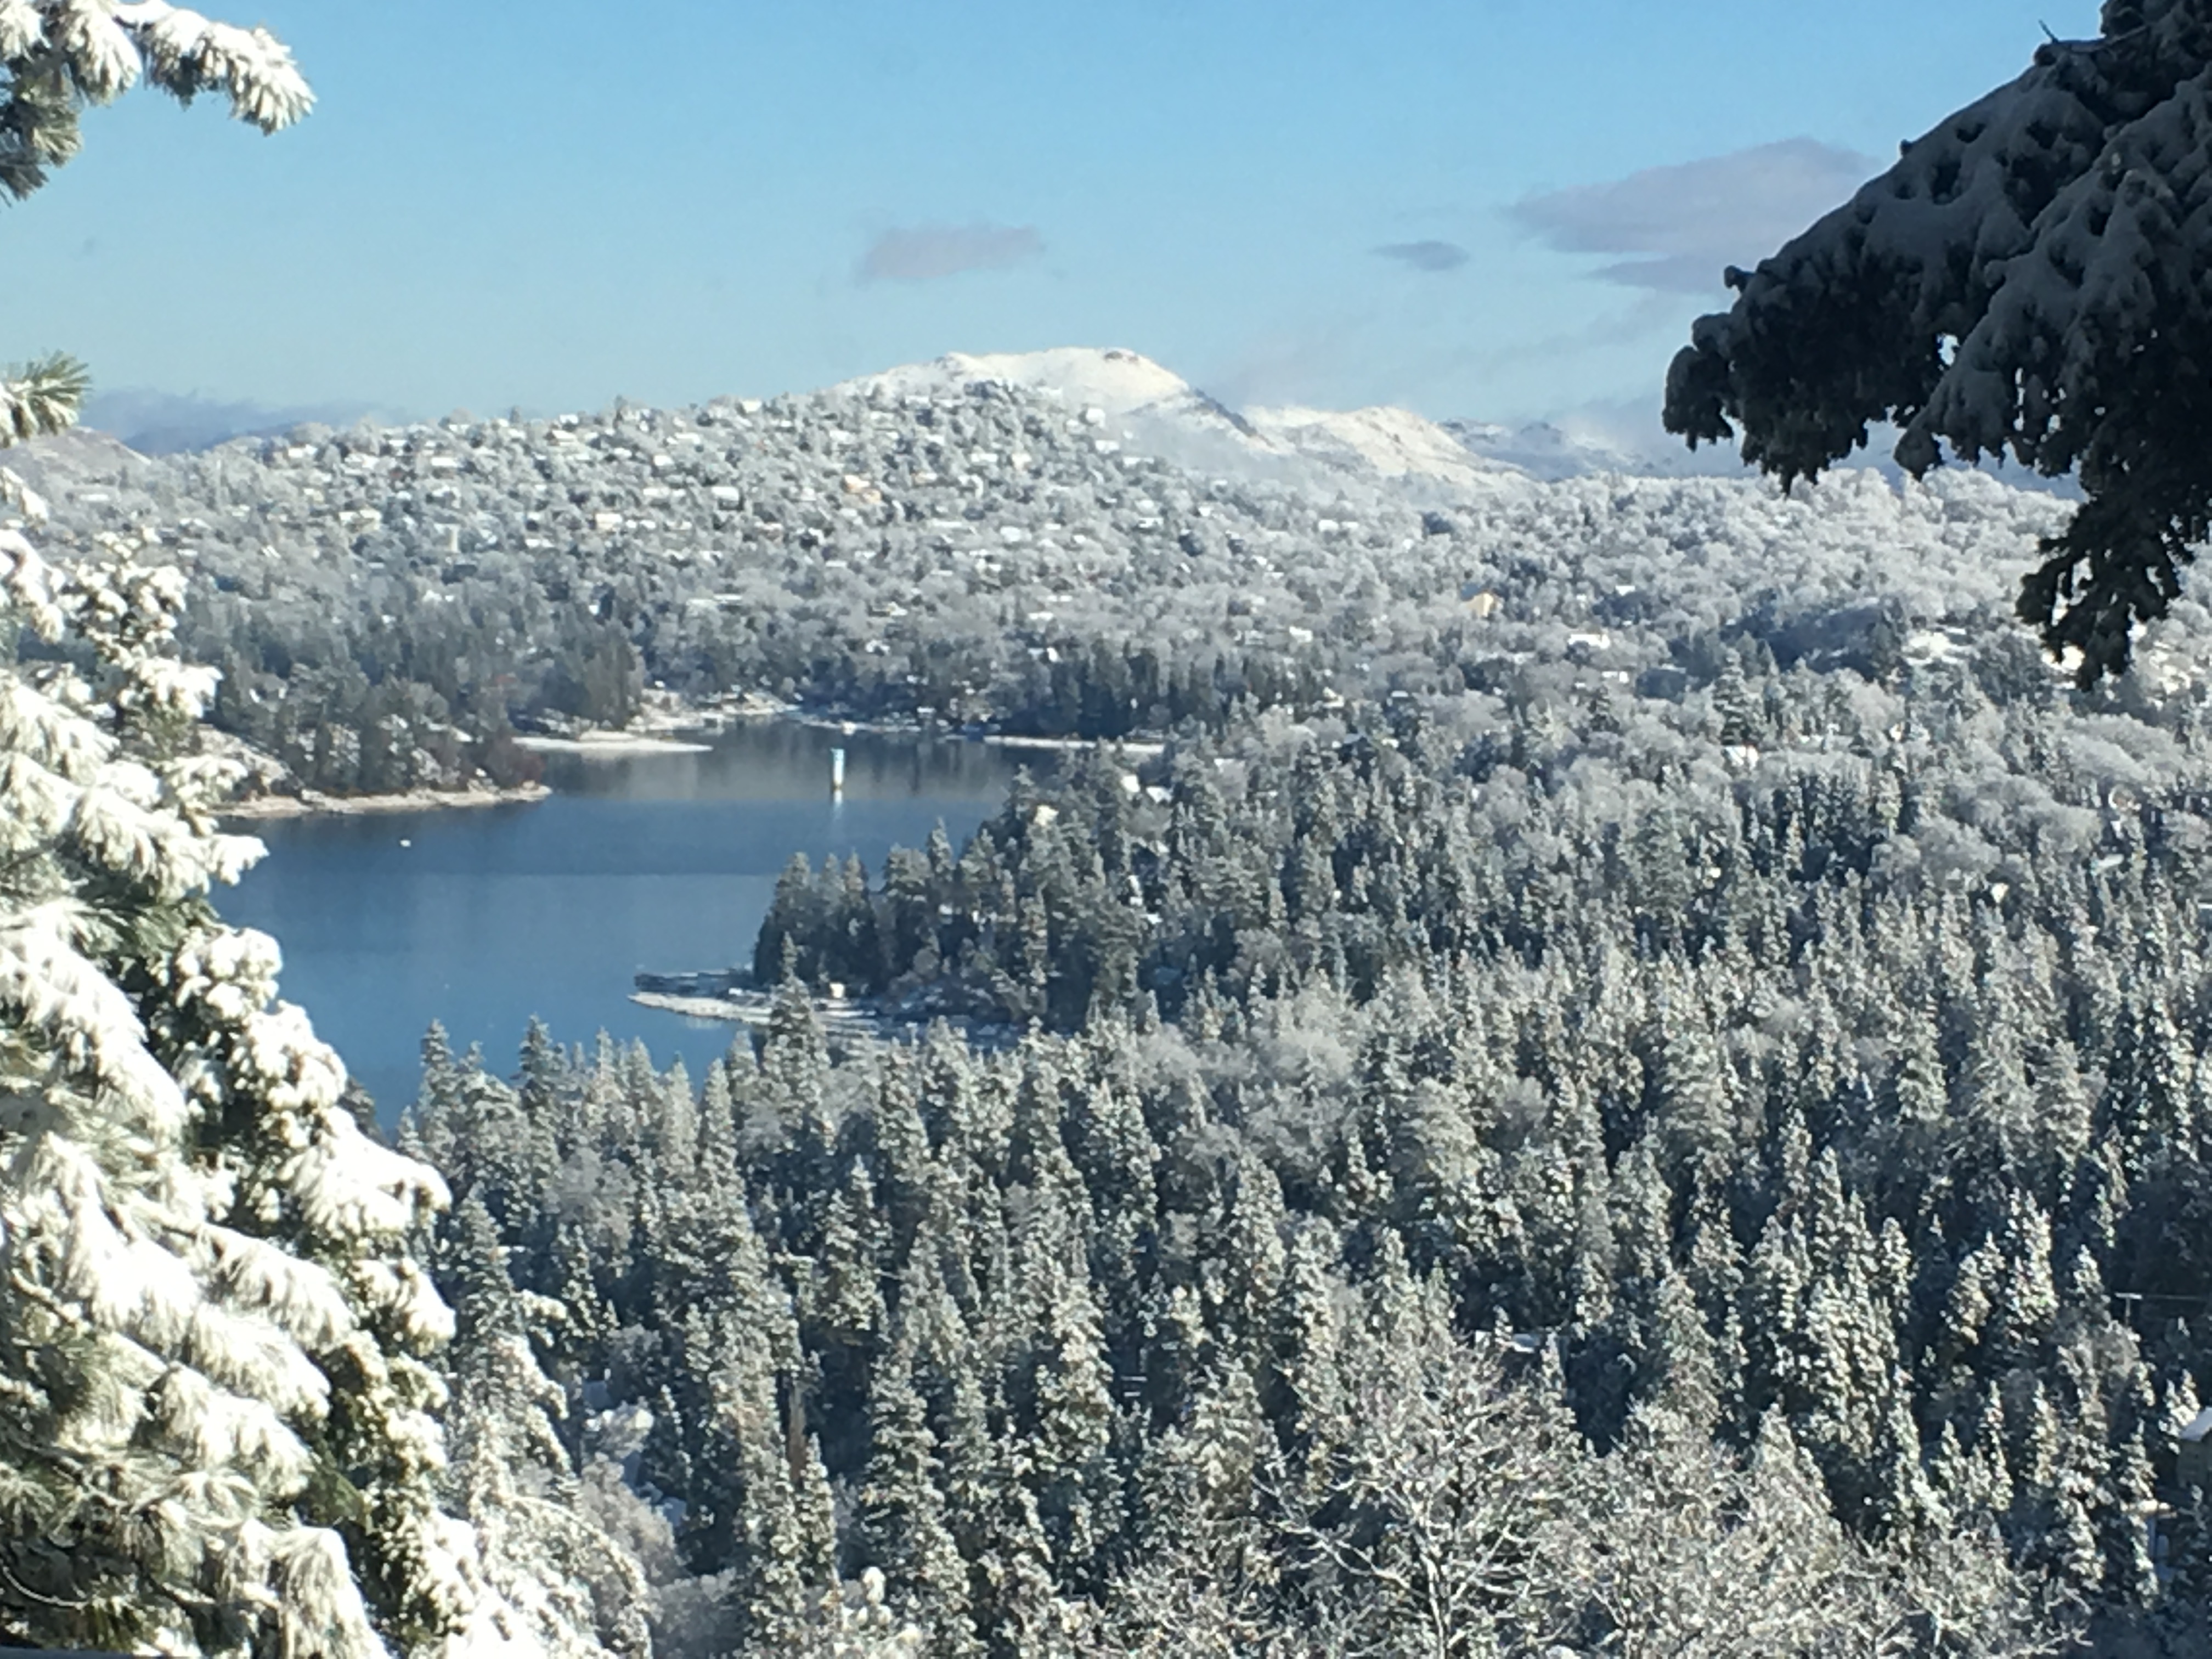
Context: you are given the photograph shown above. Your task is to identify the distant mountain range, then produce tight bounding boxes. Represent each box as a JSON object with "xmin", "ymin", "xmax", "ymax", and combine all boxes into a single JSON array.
[
  {"xmin": 74, "ymin": 348, "xmax": 2067, "ymax": 496},
  {"xmin": 73, "ymin": 351, "xmax": 1709, "ymax": 487},
  {"xmin": 1441, "ymin": 417, "xmax": 1708, "ymax": 482},
  {"xmin": 79, "ymin": 387, "xmax": 387, "ymax": 455}
]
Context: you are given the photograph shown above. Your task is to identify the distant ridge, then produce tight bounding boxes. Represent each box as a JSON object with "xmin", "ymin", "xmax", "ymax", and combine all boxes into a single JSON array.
[
  {"xmin": 69, "ymin": 350, "xmax": 1694, "ymax": 488},
  {"xmin": 79, "ymin": 387, "xmax": 383, "ymax": 455},
  {"xmin": 73, "ymin": 348, "xmax": 2066, "ymax": 495},
  {"xmin": 836, "ymin": 347, "xmax": 1527, "ymax": 496},
  {"xmin": 1443, "ymin": 417, "xmax": 1688, "ymax": 482}
]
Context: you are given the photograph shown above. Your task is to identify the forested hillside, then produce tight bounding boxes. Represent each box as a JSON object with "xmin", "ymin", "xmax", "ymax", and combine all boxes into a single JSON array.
[
  {"xmin": 406, "ymin": 553, "xmax": 2212, "ymax": 1652},
  {"xmin": 9, "ymin": 359, "xmax": 2123, "ymax": 797}
]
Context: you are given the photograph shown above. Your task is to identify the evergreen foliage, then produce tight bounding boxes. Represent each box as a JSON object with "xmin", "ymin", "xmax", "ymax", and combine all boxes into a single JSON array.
[
  {"xmin": 0, "ymin": 11, "xmax": 601, "ymax": 1654},
  {"xmin": 408, "ymin": 567, "xmax": 2212, "ymax": 1651},
  {"xmin": 0, "ymin": 498, "xmax": 464, "ymax": 1656},
  {"xmin": 1664, "ymin": 1, "xmax": 2212, "ymax": 682}
]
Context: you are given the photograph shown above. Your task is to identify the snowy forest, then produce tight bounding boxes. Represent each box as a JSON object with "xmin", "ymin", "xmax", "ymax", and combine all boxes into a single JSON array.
[
  {"xmin": 397, "ymin": 552, "xmax": 2212, "ymax": 1655},
  {"xmin": 20, "ymin": 0, "xmax": 2212, "ymax": 1653},
  {"xmin": 4, "ymin": 369, "xmax": 2091, "ymax": 798},
  {"xmin": 26, "ymin": 354, "xmax": 2212, "ymax": 1657}
]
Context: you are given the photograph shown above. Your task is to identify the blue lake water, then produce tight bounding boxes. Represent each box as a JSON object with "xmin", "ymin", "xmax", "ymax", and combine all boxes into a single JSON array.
[{"xmin": 216, "ymin": 723, "xmax": 1035, "ymax": 1119}]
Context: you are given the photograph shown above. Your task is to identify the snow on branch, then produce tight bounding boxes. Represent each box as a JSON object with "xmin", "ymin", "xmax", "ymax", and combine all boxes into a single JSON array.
[
  {"xmin": 0, "ymin": 467, "xmax": 50, "ymax": 526},
  {"xmin": 0, "ymin": 531, "xmax": 69, "ymax": 641},
  {"xmin": 14, "ymin": 1132, "xmax": 201, "ymax": 1352},
  {"xmin": 258, "ymin": 1522, "xmax": 391, "ymax": 1659},
  {"xmin": 1664, "ymin": 8, "xmax": 2212, "ymax": 680},
  {"xmin": 50, "ymin": 0, "xmax": 141, "ymax": 103},
  {"xmin": 1663, "ymin": 40, "xmax": 2118, "ymax": 479},
  {"xmin": 0, "ymin": 3, "xmax": 311, "ymax": 203},
  {"xmin": 0, "ymin": 901, "xmax": 190, "ymax": 1137},
  {"xmin": 200, "ymin": 1223, "xmax": 358, "ymax": 1351},
  {"xmin": 0, "ymin": 356, "xmax": 88, "ymax": 447},
  {"xmin": 114, "ymin": 2, "xmax": 313, "ymax": 132},
  {"xmin": 146, "ymin": 1363, "xmax": 314, "ymax": 1494},
  {"xmin": 280, "ymin": 1108, "xmax": 453, "ymax": 1244},
  {"xmin": 182, "ymin": 1294, "xmax": 335, "ymax": 1418},
  {"xmin": 0, "ymin": 0, "xmax": 39, "ymax": 58}
]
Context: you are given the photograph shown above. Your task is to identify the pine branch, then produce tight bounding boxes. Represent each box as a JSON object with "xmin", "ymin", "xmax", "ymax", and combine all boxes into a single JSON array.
[
  {"xmin": 114, "ymin": 3, "xmax": 314, "ymax": 133},
  {"xmin": 0, "ymin": 54, "xmax": 84, "ymax": 201},
  {"xmin": 0, "ymin": 356, "xmax": 87, "ymax": 447}
]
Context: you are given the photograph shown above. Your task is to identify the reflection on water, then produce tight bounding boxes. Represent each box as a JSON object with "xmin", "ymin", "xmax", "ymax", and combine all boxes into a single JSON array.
[
  {"xmin": 217, "ymin": 722, "xmax": 1036, "ymax": 1121},
  {"xmin": 540, "ymin": 720, "xmax": 1022, "ymax": 805}
]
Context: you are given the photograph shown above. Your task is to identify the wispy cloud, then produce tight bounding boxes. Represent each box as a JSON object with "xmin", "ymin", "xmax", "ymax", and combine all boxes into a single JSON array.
[
  {"xmin": 1508, "ymin": 138, "xmax": 1877, "ymax": 295},
  {"xmin": 858, "ymin": 222, "xmax": 1044, "ymax": 283},
  {"xmin": 1374, "ymin": 239, "xmax": 1469, "ymax": 273}
]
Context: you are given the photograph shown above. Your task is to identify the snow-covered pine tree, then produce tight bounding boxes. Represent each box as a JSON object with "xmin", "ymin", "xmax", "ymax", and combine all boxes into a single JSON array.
[
  {"xmin": 0, "ymin": 489, "xmax": 484, "ymax": 1654},
  {"xmin": 436, "ymin": 1194, "xmax": 651, "ymax": 1659},
  {"xmin": 857, "ymin": 1334, "xmax": 970, "ymax": 1650},
  {"xmin": 0, "ymin": 9, "xmax": 502, "ymax": 1654},
  {"xmin": 1663, "ymin": 0, "xmax": 2212, "ymax": 681}
]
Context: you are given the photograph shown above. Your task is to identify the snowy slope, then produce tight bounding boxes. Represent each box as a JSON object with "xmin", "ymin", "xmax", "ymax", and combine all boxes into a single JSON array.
[
  {"xmin": 837, "ymin": 347, "xmax": 1527, "ymax": 498},
  {"xmin": 1244, "ymin": 403, "xmax": 1523, "ymax": 492},
  {"xmin": 1442, "ymin": 419, "xmax": 1678, "ymax": 482},
  {"xmin": 4, "ymin": 426, "xmax": 159, "ymax": 496},
  {"xmin": 839, "ymin": 347, "xmax": 1202, "ymax": 420}
]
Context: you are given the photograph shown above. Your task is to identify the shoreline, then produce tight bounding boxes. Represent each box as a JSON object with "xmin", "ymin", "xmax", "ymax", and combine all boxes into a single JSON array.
[
  {"xmin": 983, "ymin": 732, "xmax": 1166, "ymax": 758},
  {"xmin": 219, "ymin": 782, "xmax": 552, "ymax": 821},
  {"xmin": 213, "ymin": 704, "xmax": 1167, "ymax": 820},
  {"xmin": 514, "ymin": 731, "xmax": 713, "ymax": 756},
  {"xmin": 630, "ymin": 987, "xmax": 1013, "ymax": 1049},
  {"xmin": 776, "ymin": 707, "xmax": 1166, "ymax": 758}
]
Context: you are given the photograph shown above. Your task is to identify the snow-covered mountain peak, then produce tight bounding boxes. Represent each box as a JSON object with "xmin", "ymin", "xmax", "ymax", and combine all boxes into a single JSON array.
[
  {"xmin": 839, "ymin": 346, "xmax": 1527, "ymax": 498},
  {"xmin": 1442, "ymin": 418, "xmax": 1666, "ymax": 482},
  {"xmin": 836, "ymin": 347, "xmax": 1199, "ymax": 420}
]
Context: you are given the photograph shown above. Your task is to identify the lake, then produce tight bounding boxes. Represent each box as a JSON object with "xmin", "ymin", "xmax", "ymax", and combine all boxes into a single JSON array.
[{"xmin": 216, "ymin": 722, "xmax": 1038, "ymax": 1119}]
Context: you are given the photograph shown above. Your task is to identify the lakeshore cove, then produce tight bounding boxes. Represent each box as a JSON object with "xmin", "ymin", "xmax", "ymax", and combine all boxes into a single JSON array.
[{"xmin": 216, "ymin": 720, "xmax": 1045, "ymax": 1118}]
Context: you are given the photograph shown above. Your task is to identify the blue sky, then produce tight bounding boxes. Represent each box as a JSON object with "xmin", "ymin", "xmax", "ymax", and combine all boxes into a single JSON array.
[{"xmin": 13, "ymin": 1, "xmax": 2102, "ymax": 435}]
